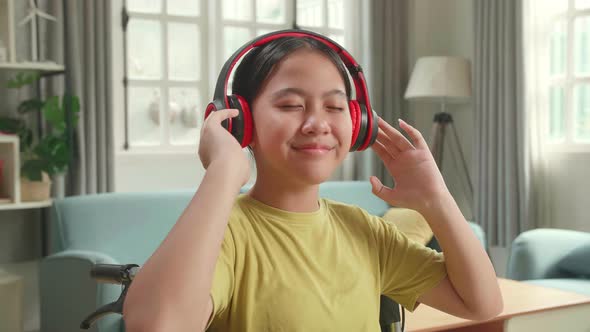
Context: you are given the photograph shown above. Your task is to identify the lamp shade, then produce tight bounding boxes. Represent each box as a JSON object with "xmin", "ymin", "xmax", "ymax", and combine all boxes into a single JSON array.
[{"xmin": 405, "ymin": 56, "xmax": 472, "ymax": 102}]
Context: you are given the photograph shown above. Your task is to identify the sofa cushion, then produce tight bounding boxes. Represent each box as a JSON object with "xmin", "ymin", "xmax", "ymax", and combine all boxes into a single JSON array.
[
  {"xmin": 382, "ymin": 208, "xmax": 433, "ymax": 245},
  {"xmin": 559, "ymin": 244, "xmax": 590, "ymax": 278}
]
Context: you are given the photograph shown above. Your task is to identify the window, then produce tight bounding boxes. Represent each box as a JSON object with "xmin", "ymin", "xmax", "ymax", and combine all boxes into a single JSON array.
[
  {"xmin": 548, "ymin": 0, "xmax": 590, "ymax": 144},
  {"xmin": 122, "ymin": 0, "xmax": 357, "ymax": 151}
]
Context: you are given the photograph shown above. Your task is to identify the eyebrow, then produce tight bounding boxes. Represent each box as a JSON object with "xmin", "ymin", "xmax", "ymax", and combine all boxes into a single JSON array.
[{"xmin": 271, "ymin": 87, "xmax": 347, "ymax": 100}]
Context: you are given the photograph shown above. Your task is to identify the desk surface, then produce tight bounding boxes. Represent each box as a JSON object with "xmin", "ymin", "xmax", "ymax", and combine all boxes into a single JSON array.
[{"xmin": 405, "ymin": 278, "xmax": 590, "ymax": 332}]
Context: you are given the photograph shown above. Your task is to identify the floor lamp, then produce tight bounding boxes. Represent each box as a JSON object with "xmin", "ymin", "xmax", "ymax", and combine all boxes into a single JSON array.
[{"xmin": 404, "ymin": 56, "xmax": 474, "ymax": 210}]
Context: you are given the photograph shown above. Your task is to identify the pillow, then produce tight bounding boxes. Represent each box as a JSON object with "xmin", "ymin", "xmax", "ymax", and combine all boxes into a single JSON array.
[
  {"xmin": 559, "ymin": 244, "xmax": 590, "ymax": 278},
  {"xmin": 382, "ymin": 208, "xmax": 433, "ymax": 245}
]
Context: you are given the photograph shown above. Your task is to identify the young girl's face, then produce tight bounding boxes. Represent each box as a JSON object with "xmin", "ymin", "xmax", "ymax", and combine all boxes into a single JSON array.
[{"xmin": 249, "ymin": 48, "xmax": 353, "ymax": 185}]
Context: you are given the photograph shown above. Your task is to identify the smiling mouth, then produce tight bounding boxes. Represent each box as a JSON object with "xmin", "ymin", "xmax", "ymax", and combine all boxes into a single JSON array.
[{"xmin": 292, "ymin": 145, "xmax": 334, "ymax": 155}]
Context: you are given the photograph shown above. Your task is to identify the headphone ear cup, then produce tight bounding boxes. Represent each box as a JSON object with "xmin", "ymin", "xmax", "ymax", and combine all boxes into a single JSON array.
[
  {"xmin": 355, "ymin": 104, "xmax": 378, "ymax": 151},
  {"xmin": 205, "ymin": 99, "xmax": 230, "ymax": 130},
  {"xmin": 349, "ymin": 100, "xmax": 360, "ymax": 151},
  {"xmin": 227, "ymin": 95, "xmax": 246, "ymax": 146},
  {"xmin": 351, "ymin": 101, "xmax": 369, "ymax": 151},
  {"xmin": 368, "ymin": 108, "xmax": 379, "ymax": 147},
  {"xmin": 234, "ymin": 95, "xmax": 253, "ymax": 147}
]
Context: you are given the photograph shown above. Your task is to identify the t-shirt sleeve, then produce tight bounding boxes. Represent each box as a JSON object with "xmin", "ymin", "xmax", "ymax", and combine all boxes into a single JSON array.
[
  {"xmin": 205, "ymin": 225, "xmax": 236, "ymax": 330},
  {"xmin": 367, "ymin": 211, "xmax": 447, "ymax": 312}
]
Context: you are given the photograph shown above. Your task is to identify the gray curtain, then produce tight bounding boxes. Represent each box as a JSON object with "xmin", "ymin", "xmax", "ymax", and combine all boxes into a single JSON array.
[
  {"xmin": 358, "ymin": 0, "xmax": 409, "ymax": 187},
  {"xmin": 474, "ymin": 0, "xmax": 528, "ymax": 246},
  {"xmin": 41, "ymin": 0, "xmax": 115, "ymax": 196}
]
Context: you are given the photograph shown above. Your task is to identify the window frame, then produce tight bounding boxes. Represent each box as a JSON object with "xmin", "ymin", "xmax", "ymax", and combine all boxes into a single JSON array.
[
  {"xmin": 113, "ymin": 0, "xmax": 359, "ymax": 155},
  {"xmin": 547, "ymin": 0, "xmax": 590, "ymax": 152}
]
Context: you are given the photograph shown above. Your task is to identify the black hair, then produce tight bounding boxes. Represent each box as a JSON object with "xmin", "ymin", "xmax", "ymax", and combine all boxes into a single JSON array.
[{"xmin": 232, "ymin": 36, "xmax": 353, "ymax": 106}]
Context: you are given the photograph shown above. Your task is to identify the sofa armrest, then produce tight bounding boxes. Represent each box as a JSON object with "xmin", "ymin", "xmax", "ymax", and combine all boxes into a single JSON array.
[
  {"xmin": 467, "ymin": 222, "xmax": 486, "ymax": 249},
  {"xmin": 427, "ymin": 221, "xmax": 486, "ymax": 252},
  {"xmin": 40, "ymin": 250, "xmax": 125, "ymax": 332},
  {"xmin": 506, "ymin": 228, "xmax": 590, "ymax": 281}
]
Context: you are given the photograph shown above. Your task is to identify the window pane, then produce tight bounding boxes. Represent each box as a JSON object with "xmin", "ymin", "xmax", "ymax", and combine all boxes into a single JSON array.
[
  {"xmin": 224, "ymin": 26, "xmax": 252, "ymax": 59},
  {"xmin": 256, "ymin": 29, "xmax": 278, "ymax": 37},
  {"xmin": 549, "ymin": 86, "xmax": 566, "ymax": 141},
  {"xmin": 257, "ymin": 0, "xmax": 286, "ymax": 24},
  {"xmin": 327, "ymin": 0, "xmax": 344, "ymax": 29},
  {"xmin": 167, "ymin": 0, "xmax": 200, "ymax": 16},
  {"xmin": 128, "ymin": 87, "xmax": 162, "ymax": 146},
  {"xmin": 574, "ymin": 84, "xmax": 590, "ymax": 141},
  {"xmin": 169, "ymin": 87, "xmax": 202, "ymax": 145},
  {"xmin": 223, "ymin": 0, "xmax": 252, "ymax": 21},
  {"xmin": 126, "ymin": 0, "xmax": 162, "ymax": 13},
  {"xmin": 168, "ymin": 23, "xmax": 200, "ymax": 81},
  {"xmin": 127, "ymin": 19, "xmax": 162, "ymax": 80},
  {"xmin": 576, "ymin": 0, "xmax": 590, "ymax": 10},
  {"xmin": 328, "ymin": 34, "xmax": 345, "ymax": 48},
  {"xmin": 574, "ymin": 16, "xmax": 590, "ymax": 76},
  {"xmin": 297, "ymin": 0, "xmax": 323, "ymax": 27},
  {"xmin": 550, "ymin": 20, "xmax": 567, "ymax": 77},
  {"xmin": 545, "ymin": 0, "xmax": 568, "ymax": 13}
]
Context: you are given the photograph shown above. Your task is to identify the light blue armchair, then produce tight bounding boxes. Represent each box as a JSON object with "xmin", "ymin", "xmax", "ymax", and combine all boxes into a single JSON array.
[
  {"xmin": 40, "ymin": 181, "xmax": 486, "ymax": 332},
  {"xmin": 506, "ymin": 228, "xmax": 590, "ymax": 296}
]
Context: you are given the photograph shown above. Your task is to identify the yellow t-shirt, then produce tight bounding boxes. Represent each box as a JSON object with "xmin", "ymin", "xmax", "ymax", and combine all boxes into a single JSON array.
[{"xmin": 207, "ymin": 194, "xmax": 447, "ymax": 331}]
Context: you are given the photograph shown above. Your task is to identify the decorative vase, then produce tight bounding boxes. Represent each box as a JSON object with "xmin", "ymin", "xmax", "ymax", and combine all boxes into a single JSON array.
[{"xmin": 20, "ymin": 172, "xmax": 52, "ymax": 202}]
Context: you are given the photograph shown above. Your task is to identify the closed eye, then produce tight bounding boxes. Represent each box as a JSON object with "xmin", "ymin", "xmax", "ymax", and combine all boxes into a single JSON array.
[
  {"xmin": 327, "ymin": 106, "xmax": 345, "ymax": 111},
  {"xmin": 279, "ymin": 105, "xmax": 303, "ymax": 110}
]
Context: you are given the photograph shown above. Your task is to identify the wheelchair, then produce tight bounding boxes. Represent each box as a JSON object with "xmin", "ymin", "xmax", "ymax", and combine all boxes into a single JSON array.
[
  {"xmin": 80, "ymin": 264, "xmax": 404, "ymax": 332},
  {"xmin": 80, "ymin": 264, "xmax": 138, "ymax": 329}
]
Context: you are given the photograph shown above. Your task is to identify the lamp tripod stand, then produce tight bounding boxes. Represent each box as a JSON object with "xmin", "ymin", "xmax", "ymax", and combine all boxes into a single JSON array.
[{"xmin": 429, "ymin": 108, "xmax": 474, "ymax": 212}]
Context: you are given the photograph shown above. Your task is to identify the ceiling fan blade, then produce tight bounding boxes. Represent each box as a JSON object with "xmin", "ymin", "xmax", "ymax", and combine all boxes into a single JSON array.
[
  {"xmin": 18, "ymin": 12, "xmax": 34, "ymax": 26},
  {"xmin": 36, "ymin": 11, "xmax": 58, "ymax": 21}
]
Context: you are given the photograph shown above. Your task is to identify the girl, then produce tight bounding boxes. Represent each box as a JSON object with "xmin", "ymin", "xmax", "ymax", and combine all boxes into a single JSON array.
[{"xmin": 122, "ymin": 32, "xmax": 502, "ymax": 332}]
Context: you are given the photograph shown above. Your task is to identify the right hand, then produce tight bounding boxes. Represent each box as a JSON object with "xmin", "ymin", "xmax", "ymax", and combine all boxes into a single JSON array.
[{"xmin": 198, "ymin": 108, "xmax": 251, "ymax": 186}]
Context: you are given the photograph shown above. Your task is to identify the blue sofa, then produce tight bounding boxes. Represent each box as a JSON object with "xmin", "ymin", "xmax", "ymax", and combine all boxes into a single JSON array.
[
  {"xmin": 506, "ymin": 228, "xmax": 590, "ymax": 296},
  {"xmin": 39, "ymin": 181, "xmax": 486, "ymax": 332}
]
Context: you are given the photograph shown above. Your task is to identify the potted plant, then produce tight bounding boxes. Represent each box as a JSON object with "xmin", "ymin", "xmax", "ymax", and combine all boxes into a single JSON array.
[{"xmin": 0, "ymin": 71, "xmax": 80, "ymax": 201}]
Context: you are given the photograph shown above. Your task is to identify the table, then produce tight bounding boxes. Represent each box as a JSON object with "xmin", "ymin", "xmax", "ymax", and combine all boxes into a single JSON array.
[{"xmin": 406, "ymin": 278, "xmax": 590, "ymax": 332}]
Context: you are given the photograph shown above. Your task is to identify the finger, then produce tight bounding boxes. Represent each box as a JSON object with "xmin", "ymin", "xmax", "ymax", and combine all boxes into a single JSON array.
[
  {"xmin": 369, "ymin": 176, "xmax": 397, "ymax": 204},
  {"xmin": 376, "ymin": 129, "xmax": 401, "ymax": 158},
  {"xmin": 378, "ymin": 117, "xmax": 415, "ymax": 151},
  {"xmin": 206, "ymin": 108, "xmax": 239, "ymax": 124},
  {"xmin": 203, "ymin": 108, "xmax": 239, "ymax": 127},
  {"xmin": 371, "ymin": 140, "xmax": 395, "ymax": 165},
  {"xmin": 398, "ymin": 119, "xmax": 429, "ymax": 150}
]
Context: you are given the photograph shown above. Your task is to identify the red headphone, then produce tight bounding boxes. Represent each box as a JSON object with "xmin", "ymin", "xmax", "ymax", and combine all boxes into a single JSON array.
[{"xmin": 205, "ymin": 29, "xmax": 378, "ymax": 152}]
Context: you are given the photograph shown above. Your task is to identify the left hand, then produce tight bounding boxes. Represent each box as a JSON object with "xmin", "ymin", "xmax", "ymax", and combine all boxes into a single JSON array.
[{"xmin": 370, "ymin": 117, "xmax": 449, "ymax": 213}]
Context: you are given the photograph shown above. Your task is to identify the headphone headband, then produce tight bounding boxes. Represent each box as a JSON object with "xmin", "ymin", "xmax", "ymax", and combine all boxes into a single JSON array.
[{"xmin": 213, "ymin": 29, "xmax": 373, "ymax": 116}]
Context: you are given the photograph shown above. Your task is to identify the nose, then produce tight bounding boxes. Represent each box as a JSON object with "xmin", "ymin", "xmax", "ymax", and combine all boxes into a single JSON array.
[{"xmin": 301, "ymin": 110, "xmax": 331, "ymax": 136}]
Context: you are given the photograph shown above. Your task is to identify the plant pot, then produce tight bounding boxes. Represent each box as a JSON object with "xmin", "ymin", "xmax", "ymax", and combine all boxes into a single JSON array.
[{"xmin": 20, "ymin": 172, "xmax": 52, "ymax": 202}]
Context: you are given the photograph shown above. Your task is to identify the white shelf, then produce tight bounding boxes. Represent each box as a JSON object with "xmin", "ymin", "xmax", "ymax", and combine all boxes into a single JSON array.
[
  {"xmin": 0, "ymin": 62, "xmax": 65, "ymax": 73},
  {"xmin": 0, "ymin": 200, "xmax": 52, "ymax": 211}
]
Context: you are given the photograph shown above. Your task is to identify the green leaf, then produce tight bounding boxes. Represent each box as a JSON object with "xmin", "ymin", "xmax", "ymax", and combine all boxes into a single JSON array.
[
  {"xmin": 6, "ymin": 71, "xmax": 40, "ymax": 89},
  {"xmin": 0, "ymin": 117, "xmax": 33, "ymax": 152},
  {"xmin": 32, "ymin": 135, "xmax": 70, "ymax": 172},
  {"xmin": 42, "ymin": 96, "xmax": 65, "ymax": 132},
  {"xmin": 0, "ymin": 117, "xmax": 24, "ymax": 134},
  {"xmin": 17, "ymin": 99, "xmax": 45, "ymax": 114},
  {"xmin": 21, "ymin": 159, "xmax": 45, "ymax": 181},
  {"xmin": 62, "ymin": 94, "xmax": 81, "ymax": 127}
]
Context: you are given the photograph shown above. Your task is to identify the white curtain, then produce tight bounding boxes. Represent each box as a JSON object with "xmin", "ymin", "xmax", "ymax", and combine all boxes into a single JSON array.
[
  {"xmin": 522, "ymin": 0, "xmax": 555, "ymax": 229},
  {"xmin": 474, "ymin": 0, "xmax": 528, "ymax": 246}
]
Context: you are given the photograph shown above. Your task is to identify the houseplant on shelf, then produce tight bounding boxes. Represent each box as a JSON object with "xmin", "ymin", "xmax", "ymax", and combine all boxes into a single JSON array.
[{"xmin": 0, "ymin": 71, "xmax": 80, "ymax": 201}]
